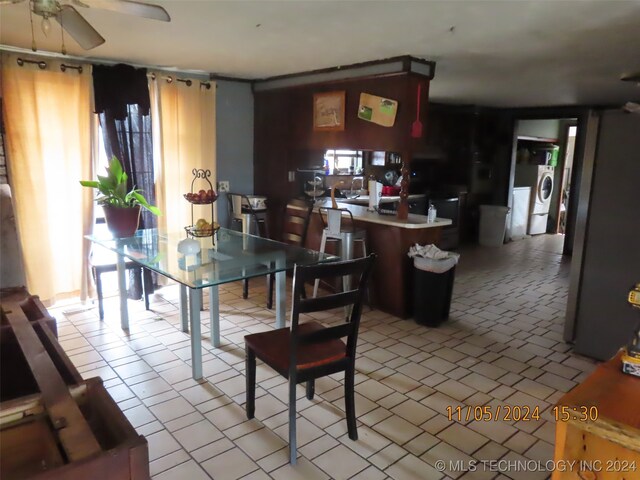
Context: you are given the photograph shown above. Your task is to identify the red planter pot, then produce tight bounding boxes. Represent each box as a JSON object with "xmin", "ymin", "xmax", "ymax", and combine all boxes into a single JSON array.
[{"xmin": 103, "ymin": 205, "xmax": 141, "ymax": 238}]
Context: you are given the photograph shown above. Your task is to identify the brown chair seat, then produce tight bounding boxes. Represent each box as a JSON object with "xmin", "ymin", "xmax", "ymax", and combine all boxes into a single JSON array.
[{"xmin": 245, "ymin": 321, "xmax": 346, "ymax": 376}]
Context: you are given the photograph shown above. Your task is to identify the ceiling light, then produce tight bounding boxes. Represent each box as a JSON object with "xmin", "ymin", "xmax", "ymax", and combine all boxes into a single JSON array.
[{"xmin": 41, "ymin": 16, "xmax": 51, "ymax": 37}]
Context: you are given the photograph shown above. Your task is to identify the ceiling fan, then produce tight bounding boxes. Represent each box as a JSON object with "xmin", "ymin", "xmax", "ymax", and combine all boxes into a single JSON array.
[{"xmin": 1, "ymin": 0, "xmax": 170, "ymax": 50}]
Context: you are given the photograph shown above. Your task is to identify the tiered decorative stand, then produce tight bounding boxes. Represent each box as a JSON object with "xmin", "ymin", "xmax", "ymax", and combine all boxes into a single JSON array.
[{"xmin": 184, "ymin": 168, "xmax": 219, "ymax": 243}]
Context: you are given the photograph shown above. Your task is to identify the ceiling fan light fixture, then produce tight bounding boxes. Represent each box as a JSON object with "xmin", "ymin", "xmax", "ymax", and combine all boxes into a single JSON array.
[{"xmin": 41, "ymin": 15, "xmax": 51, "ymax": 36}]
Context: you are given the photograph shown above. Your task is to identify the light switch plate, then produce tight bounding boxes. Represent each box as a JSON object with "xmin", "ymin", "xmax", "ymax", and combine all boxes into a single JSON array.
[{"xmin": 218, "ymin": 181, "xmax": 229, "ymax": 193}]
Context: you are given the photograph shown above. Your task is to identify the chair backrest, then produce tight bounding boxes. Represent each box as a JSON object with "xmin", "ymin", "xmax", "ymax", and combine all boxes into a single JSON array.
[
  {"xmin": 289, "ymin": 254, "xmax": 376, "ymax": 373},
  {"xmin": 226, "ymin": 193, "xmax": 249, "ymax": 221},
  {"xmin": 226, "ymin": 192, "xmax": 268, "ymax": 231},
  {"xmin": 281, "ymin": 198, "xmax": 314, "ymax": 247},
  {"xmin": 318, "ymin": 207, "xmax": 356, "ymax": 235}
]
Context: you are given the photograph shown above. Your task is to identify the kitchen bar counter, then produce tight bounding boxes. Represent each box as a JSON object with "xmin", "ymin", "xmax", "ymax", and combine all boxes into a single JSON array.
[
  {"xmin": 339, "ymin": 193, "xmax": 426, "ymax": 207},
  {"xmin": 309, "ymin": 198, "xmax": 451, "ymax": 229},
  {"xmin": 300, "ymin": 199, "xmax": 452, "ymax": 318}
]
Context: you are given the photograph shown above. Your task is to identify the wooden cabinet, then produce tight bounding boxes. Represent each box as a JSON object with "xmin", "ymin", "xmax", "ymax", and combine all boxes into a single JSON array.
[
  {"xmin": 0, "ymin": 289, "xmax": 150, "ymax": 480},
  {"xmin": 552, "ymin": 352, "xmax": 640, "ymax": 480}
]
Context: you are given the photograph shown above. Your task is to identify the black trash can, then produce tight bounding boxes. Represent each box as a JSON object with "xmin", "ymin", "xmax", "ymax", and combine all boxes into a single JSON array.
[{"xmin": 413, "ymin": 257, "xmax": 456, "ymax": 326}]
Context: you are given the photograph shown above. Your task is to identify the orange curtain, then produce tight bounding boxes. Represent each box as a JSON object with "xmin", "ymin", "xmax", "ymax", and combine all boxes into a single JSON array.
[
  {"xmin": 149, "ymin": 73, "xmax": 217, "ymax": 235},
  {"xmin": 1, "ymin": 53, "xmax": 93, "ymax": 303}
]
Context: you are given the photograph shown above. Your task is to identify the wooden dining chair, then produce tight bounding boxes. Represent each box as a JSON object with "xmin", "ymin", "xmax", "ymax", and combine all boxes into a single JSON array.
[
  {"xmin": 266, "ymin": 197, "xmax": 314, "ymax": 309},
  {"xmin": 244, "ymin": 254, "xmax": 376, "ymax": 464}
]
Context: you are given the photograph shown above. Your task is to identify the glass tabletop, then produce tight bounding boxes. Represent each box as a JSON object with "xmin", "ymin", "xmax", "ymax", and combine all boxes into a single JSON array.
[{"xmin": 87, "ymin": 228, "xmax": 338, "ymax": 289}]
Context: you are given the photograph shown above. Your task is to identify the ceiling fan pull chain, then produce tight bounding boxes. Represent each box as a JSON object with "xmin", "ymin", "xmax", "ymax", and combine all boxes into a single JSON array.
[
  {"xmin": 60, "ymin": 13, "xmax": 67, "ymax": 55},
  {"xmin": 28, "ymin": 0, "xmax": 36, "ymax": 51}
]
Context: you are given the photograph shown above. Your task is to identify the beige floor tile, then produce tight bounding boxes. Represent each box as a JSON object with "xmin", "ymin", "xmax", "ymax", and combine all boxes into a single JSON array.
[
  {"xmin": 274, "ymin": 416, "xmax": 325, "ymax": 447},
  {"xmin": 271, "ymin": 457, "xmax": 330, "ymax": 480},
  {"xmin": 504, "ymin": 432, "xmax": 538, "ymax": 454},
  {"xmin": 436, "ymin": 379, "xmax": 477, "ymax": 402},
  {"xmin": 404, "ymin": 431, "xmax": 440, "ymax": 456},
  {"xmin": 235, "ymin": 426, "xmax": 288, "ymax": 461},
  {"xmin": 349, "ymin": 465, "xmax": 387, "ymax": 480},
  {"xmin": 369, "ymin": 442, "xmax": 408, "ymax": 470},
  {"xmin": 300, "ymin": 401, "xmax": 347, "ymax": 429},
  {"xmin": 298, "ymin": 434, "xmax": 340, "ymax": 460},
  {"xmin": 391, "ymin": 398, "xmax": 438, "ymax": 425},
  {"xmin": 438, "ymin": 423, "xmax": 489, "ymax": 455},
  {"xmin": 146, "ymin": 429, "xmax": 182, "ymax": 462},
  {"xmin": 191, "ymin": 437, "xmax": 236, "ymax": 463},
  {"xmin": 385, "ymin": 452, "xmax": 444, "ymax": 480},
  {"xmin": 129, "ymin": 376, "xmax": 172, "ymax": 399},
  {"xmin": 421, "ymin": 441, "xmax": 475, "ymax": 479},
  {"xmin": 153, "ymin": 459, "xmax": 211, "ymax": 480},
  {"xmin": 172, "ymin": 419, "xmax": 224, "ymax": 452},
  {"xmin": 201, "ymin": 447, "xmax": 259, "ymax": 480},
  {"xmin": 373, "ymin": 415, "xmax": 423, "ymax": 445},
  {"xmin": 313, "ymin": 444, "xmax": 370, "ymax": 480},
  {"xmin": 512, "ymin": 378, "xmax": 555, "ymax": 400},
  {"xmin": 205, "ymin": 401, "xmax": 250, "ymax": 431},
  {"xmin": 149, "ymin": 448, "xmax": 191, "ymax": 477},
  {"xmin": 149, "ymin": 396, "xmax": 196, "ymax": 423},
  {"xmin": 123, "ymin": 404, "xmax": 156, "ymax": 429},
  {"xmin": 356, "ymin": 378, "xmax": 395, "ymax": 401},
  {"xmin": 339, "ymin": 424, "xmax": 391, "ymax": 458}
]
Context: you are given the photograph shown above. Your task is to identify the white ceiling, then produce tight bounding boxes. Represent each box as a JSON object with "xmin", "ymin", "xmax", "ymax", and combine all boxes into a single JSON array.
[{"xmin": 1, "ymin": 0, "xmax": 640, "ymax": 107}]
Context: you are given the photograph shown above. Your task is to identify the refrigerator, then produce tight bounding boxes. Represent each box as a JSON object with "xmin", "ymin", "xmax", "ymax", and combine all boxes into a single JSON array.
[{"xmin": 568, "ymin": 110, "xmax": 640, "ymax": 360}]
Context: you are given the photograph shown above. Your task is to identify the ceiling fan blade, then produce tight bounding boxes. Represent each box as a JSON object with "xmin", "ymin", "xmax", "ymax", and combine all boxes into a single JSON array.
[
  {"xmin": 75, "ymin": 0, "xmax": 170, "ymax": 22},
  {"xmin": 56, "ymin": 5, "xmax": 105, "ymax": 50},
  {"xmin": 0, "ymin": 0, "xmax": 25, "ymax": 5}
]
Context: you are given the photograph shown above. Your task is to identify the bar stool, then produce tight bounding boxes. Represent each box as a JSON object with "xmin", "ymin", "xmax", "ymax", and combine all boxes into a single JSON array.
[
  {"xmin": 313, "ymin": 207, "xmax": 368, "ymax": 298},
  {"xmin": 226, "ymin": 192, "xmax": 269, "ymax": 238}
]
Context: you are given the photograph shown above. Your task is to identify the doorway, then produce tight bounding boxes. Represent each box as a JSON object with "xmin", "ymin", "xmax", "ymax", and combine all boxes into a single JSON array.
[{"xmin": 508, "ymin": 117, "xmax": 578, "ymax": 251}]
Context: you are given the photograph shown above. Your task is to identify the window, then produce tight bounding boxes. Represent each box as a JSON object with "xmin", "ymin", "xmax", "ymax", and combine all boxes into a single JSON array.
[{"xmin": 324, "ymin": 149, "xmax": 363, "ymax": 175}]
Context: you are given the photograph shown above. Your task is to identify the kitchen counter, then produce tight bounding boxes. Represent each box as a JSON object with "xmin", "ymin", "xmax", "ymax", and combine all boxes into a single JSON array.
[
  {"xmin": 339, "ymin": 193, "xmax": 426, "ymax": 207},
  {"xmin": 308, "ymin": 198, "xmax": 452, "ymax": 229},
  {"xmin": 300, "ymin": 198, "xmax": 452, "ymax": 319}
]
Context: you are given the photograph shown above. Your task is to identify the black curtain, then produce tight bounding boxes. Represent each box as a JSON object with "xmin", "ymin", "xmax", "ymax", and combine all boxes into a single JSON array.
[
  {"xmin": 93, "ymin": 64, "xmax": 156, "ymax": 298},
  {"xmin": 99, "ymin": 106, "xmax": 156, "ymax": 229}
]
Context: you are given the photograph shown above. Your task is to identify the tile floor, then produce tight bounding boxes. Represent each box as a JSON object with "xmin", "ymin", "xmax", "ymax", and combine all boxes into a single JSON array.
[{"xmin": 49, "ymin": 234, "xmax": 598, "ymax": 480}]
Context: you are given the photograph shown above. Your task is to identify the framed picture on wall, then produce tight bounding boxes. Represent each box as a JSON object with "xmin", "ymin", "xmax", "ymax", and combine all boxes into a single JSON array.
[{"xmin": 313, "ymin": 91, "xmax": 345, "ymax": 131}]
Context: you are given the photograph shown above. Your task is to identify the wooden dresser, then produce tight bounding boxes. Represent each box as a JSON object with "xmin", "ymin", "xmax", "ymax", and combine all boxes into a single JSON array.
[{"xmin": 552, "ymin": 352, "xmax": 640, "ymax": 480}]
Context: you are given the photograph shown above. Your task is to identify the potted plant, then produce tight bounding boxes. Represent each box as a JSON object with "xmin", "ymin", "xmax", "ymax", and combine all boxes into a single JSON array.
[{"xmin": 80, "ymin": 156, "xmax": 161, "ymax": 237}]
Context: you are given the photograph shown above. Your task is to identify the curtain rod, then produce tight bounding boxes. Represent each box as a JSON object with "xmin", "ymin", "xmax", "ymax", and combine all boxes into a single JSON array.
[
  {"xmin": 1, "ymin": 45, "xmax": 212, "ymax": 81},
  {"xmin": 147, "ymin": 72, "xmax": 212, "ymax": 89},
  {"xmin": 16, "ymin": 57, "xmax": 83, "ymax": 73}
]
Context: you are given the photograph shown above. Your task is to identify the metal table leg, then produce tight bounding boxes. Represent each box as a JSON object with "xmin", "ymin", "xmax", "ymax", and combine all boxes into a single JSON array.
[
  {"xmin": 341, "ymin": 232, "xmax": 354, "ymax": 318},
  {"xmin": 116, "ymin": 253, "xmax": 129, "ymax": 330},
  {"xmin": 179, "ymin": 285, "xmax": 189, "ymax": 333},
  {"xmin": 209, "ymin": 285, "xmax": 220, "ymax": 347},
  {"xmin": 189, "ymin": 287, "xmax": 203, "ymax": 380},
  {"xmin": 275, "ymin": 270, "xmax": 286, "ymax": 329}
]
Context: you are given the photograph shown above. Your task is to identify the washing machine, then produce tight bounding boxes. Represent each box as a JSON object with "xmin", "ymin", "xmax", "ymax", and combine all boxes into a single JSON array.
[{"xmin": 514, "ymin": 165, "xmax": 554, "ymax": 235}]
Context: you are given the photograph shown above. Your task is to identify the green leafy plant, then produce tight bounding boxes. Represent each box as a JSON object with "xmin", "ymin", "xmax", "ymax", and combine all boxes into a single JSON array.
[{"xmin": 80, "ymin": 156, "xmax": 161, "ymax": 215}]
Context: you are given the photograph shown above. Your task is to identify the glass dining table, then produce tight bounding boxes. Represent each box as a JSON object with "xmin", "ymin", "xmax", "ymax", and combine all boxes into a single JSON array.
[{"xmin": 87, "ymin": 228, "xmax": 338, "ymax": 380}]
